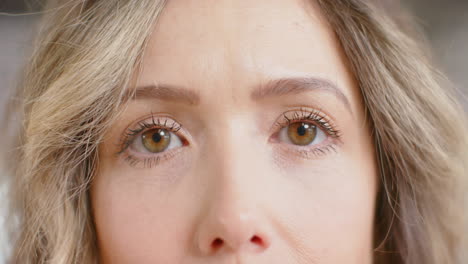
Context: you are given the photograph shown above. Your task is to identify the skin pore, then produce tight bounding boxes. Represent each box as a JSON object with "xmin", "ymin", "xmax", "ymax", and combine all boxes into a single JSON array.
[{"xmin": 91, "ymin": 0, "xmax": 378, "ymax": 263}]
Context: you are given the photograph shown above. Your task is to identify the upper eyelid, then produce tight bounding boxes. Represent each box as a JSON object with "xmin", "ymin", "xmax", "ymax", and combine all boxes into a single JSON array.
[
  {"xmin": 127, "ymin": 115, "xmax": 182, "ymax": 134},
  {"xmin": 274, "ymin": 108, "xmax": 337, "ymax": 128}
]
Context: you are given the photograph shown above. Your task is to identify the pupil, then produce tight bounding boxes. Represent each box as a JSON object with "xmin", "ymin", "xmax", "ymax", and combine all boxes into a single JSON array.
[
  {"xmin": 152, "ymin": 130, "xmax": 165, "ymax": 142},
  {"xmin": 297, "ymin": 124, "xmax": 308, "ymax": 136}
]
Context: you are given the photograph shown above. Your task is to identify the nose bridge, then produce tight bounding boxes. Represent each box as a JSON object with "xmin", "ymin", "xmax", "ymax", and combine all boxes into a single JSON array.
[
  {"xmin": 194, "ymin": 116, "xmax": 272, "ymax": 256},
  {"xmin": 208, "ymin": 113, "xmax": 263, "ymax": 183}
]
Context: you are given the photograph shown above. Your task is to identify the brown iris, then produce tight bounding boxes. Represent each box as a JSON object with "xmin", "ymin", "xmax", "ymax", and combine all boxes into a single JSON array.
[
  {"xmin": 287, "ymin": 122, "xmax": 317, "ymax": 145},
  {"xmin": 141, "ymin": 129, "xmax": 171, "ymax": 153}
]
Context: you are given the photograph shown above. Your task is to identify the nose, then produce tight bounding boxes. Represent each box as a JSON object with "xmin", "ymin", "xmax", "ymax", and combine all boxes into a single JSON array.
[
  {"xmin": 195, "ymin": 197, "xmax": 272, "ymax": 255},
  {"xmin": 194, "ymin": 157, "xmax": 272, "ymax": 255},
  {"xmin": 195, "ymin": 117, "xmax": 273, "ymax": 256}
]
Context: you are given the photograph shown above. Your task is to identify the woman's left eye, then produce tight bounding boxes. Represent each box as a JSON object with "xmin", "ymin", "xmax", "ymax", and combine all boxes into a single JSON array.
[
  {"xmin": 130, "ymin": 128, "xmax": 183, "ymax": 154},
  {"xmin": 278, "ymin": 122, "xmax": 327, "ymax": 146}
]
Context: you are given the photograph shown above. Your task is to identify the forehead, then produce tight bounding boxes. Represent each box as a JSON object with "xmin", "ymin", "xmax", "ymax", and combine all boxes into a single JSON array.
[{"xmin": 138, "ymin": 0, "xmax": 356, "ymax": 105}]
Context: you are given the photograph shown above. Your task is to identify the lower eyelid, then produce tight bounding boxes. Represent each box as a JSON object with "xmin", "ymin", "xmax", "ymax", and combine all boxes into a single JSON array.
[
  {"xmin": 121, "ymin": 146, "xmax": 185, "ymax": 169},
  {"xmin": 274, "ymin": 143, "xmax": 340, "ymax": 161}
]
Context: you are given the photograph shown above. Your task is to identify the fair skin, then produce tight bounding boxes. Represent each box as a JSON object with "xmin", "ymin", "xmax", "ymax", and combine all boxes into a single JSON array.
[{"xmin": 91, "ymin": 0, "xmax": 377, "ymax": 263}]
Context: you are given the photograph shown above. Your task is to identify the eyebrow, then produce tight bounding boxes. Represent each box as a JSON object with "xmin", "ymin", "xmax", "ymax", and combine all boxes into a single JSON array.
[
  {"xmin": 125, "ymin": 84, "xmax": 200, "ymax": 105},
  {"xmin": 251, "ymin": 77, "xmax": 352, "ymax": 112},
  {"xmin": 127, "ymin": 76, "xmax": 352, "ymax": 112}
]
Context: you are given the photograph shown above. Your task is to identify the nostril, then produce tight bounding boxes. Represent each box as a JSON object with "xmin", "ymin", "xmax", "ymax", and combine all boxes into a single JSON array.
[
  {"xmin": 250, "ymin": 235, "xmax": 263, "ymax": 245},
  {"xmin": 211, "ymin": 238, "xmax": 224, "ymax": 249}
]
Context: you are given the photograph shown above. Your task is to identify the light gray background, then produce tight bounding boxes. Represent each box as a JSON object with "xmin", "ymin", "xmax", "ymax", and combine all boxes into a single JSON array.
[
  {"xmin": 0, "ymin": 1, "xmax": 467, "ymax": 263},
  {"xmin": 0, "ymin": 13, "xmax": 40, "ymax": 263}
]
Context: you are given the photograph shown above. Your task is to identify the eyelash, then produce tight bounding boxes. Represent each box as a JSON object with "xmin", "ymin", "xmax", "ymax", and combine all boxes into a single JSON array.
[
  {"xmin": 274, "ymin": 107, "xmax": 341, "ymax": 138},
  {"xmin": 118, "ymin": 108, "xmax": 342, "ymax": 168}
]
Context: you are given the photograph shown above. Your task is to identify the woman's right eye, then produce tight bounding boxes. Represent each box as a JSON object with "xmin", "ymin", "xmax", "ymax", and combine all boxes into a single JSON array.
[{"xmin": 130, "ymin": 128, "xmax": 183, "ymax": 154}]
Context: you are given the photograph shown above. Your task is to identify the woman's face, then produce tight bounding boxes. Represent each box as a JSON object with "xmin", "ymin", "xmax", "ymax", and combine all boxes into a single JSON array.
[{"xmin": 91, "ymin": 0, "xmax": 378, "ymax": 263}]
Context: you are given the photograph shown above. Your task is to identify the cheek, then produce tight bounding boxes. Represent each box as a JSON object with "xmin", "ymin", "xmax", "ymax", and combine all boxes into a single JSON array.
[
  {"xmin": 273, "ymin": 155, "xmax": 377, "ymax": 262},
  {"xmin": 91, "ymin": 152, "xmax": 194, "ymax": 263}
]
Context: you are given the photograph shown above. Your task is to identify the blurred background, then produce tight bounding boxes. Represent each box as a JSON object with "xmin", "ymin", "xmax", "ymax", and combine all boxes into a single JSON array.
[{"xmin": 0, "ymin": 0, "xmax": 467, "ymax": 263}]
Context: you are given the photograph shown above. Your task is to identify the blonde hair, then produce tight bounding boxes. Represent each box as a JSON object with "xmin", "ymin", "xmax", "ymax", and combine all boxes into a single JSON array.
[{"xmin": 5, "ymin": 0, "xmax": 467, "ymax": 263}]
